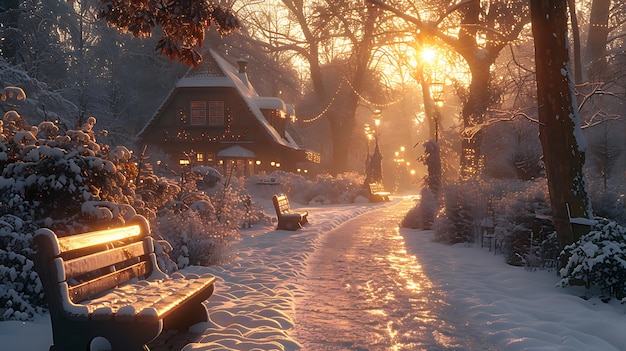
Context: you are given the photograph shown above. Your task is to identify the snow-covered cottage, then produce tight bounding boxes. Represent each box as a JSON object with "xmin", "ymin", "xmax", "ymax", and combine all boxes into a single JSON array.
[{"xmin": 137, "ymin": 49, "xmax": 319, "ymax": 176}]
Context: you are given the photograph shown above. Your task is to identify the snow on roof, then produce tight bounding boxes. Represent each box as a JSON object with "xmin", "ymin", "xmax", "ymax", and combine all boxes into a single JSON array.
[
  {"xmin": 286, "ymin": 103, "xmax": 296, "ymax": 117},
  {"xmin": 217, "ymin": 145, "xmax": 256, "ymax": 158},
  {"xmin": 253, "ymin": 97, "xmax": 286, "ymax": 112},
  {"xmin": 207, "ymin": 51, "xmax": 298, "ymax": 148}
]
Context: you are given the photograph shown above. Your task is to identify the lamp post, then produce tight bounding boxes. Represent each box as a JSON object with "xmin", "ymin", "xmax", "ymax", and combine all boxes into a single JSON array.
[
  {"xmin": 373, "ymin": 109, "xmax": 382, "ymax": 140},
  {"xmin": 364, "ymin": 123, "xmax": 374, "ymax": 170},
  {"xmin": 179, "ymin": 158, "xmax": 190, "ymax": 188},
  {"xmin": 430, "ymin": 82, "xmax": 444, "ymax": 142},
  {"xmin": 393, "ymin": 147, "xmax": 405, "ymax": 192},
  {"xmin": 364, "ymin": 109, "xmax": 384, "ymax": 186}
]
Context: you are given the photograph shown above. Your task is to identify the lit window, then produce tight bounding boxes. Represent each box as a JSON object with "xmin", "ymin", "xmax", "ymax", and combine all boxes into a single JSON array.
[
  {"xmin": 208, "ymin": 101, "xmax": 225, "ymax": 125},
  {"xmin": 191, "ymin": 101, "xmax": 206, "ymax": 125},
  {"xmin": 196, "ymin": 153, "xmax": 204, "ymax": 162}
]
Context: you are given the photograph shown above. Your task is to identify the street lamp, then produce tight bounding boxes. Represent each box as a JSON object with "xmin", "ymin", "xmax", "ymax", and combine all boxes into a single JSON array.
[
  {"xmin": 430, "ymin": 82, "xmax": 444, "ymax": 142},
  {"xmin": 393, "ymin": 147, "xmax": 406, "ymax": 192},
  {"xmin": 373, "ymin": 109, "xmax": 382, "ymax": 137},
  {"xmin": 179, "ymin": 158, "xmax": 190, "ymax": 187},
  {"xmin": 364, "ymin": 124, "xmax": 373, "ymax": 152}
]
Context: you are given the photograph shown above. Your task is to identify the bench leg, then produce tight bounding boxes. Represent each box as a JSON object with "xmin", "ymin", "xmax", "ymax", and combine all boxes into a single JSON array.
[
  {"xmin": 277, "ymin": 219, "xmax": 301, "ymax": 231},
  {"xmin": 49, "ymin": 319, "xmax": 161, "ymax": 351},
  {"xmin": 163, "ymin": 302, "xmax": 209, "ymax": 331}
]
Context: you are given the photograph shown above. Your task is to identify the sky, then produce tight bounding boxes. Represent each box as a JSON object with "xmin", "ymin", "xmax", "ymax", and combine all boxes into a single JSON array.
[{"xmin": 1, "ymin": 196, "xmax": 625, "ymax": 350}]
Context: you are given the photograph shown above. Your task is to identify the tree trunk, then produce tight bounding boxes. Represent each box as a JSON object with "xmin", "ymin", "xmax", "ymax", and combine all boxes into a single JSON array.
[
  {"xmin": 584, "ymin": 0, "xmax": 611, "ymax": 81},
  {"xmin": 460, "ymin": 61, "xmax": 491, "ymax": 179},
  {"xmin": 530, "ymin": 0, "xmax": 592, "ymax": 248},
  {"xmin": 327, "ymin": 77, "xmax": 361, "ymax": 174},
  {"xmin": 567, "ymin": 0, "xmax": 583, "ymax": 83},
  {"xmin": 415, "ymin": 65, "xmax": 439, "ymax": 141}
]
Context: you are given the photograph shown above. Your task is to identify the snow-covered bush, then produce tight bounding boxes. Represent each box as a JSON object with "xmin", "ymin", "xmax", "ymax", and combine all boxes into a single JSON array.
[
  {"xmin": 401, "ymin": 187, "xmax": 436, "ymax": 230},
  {"xmin": 148, "ymin": 172, "xmax": 250, "ymax": 267},
  {"xmin": 0, "ymin": 114, "xmax": 138, "ymax": 231},
  {"xmin": 434, "ymin": 183, "xmax": 476, "ymax": 243},
  {"xmin": 433, "ymin": 178, "xmax": 559, "ymax": 268},
  {"xmin": 496, "ymin": 184, "xmax": 556, "ymax": 267},
  {"xmin": 591, "ymin": 190, "xmax": 626, "ymax": 226},
  {"xmin": 245, "ymin": 171, "xmax": 366, "ymax": 205},
  {"xmin": 559, "ymin": 218, "xmax": 626, "ymax": 300},
  {"xmin": 0, "ymin": 215, "xmax": 46, "ymax": 321},
  {"xmin": 300, "ymin": 172, "xmax": 365, "ymax": 205},
  {"xmin": 152, "ymin": 199, "xmax": 240, "ymax": 267}
]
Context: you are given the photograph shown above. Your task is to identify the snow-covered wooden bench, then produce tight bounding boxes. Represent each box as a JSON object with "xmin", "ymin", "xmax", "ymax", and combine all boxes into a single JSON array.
[
  {"xmin": 32, "ymin": 215, "xmax": 216, "ymax": 351},
  {"xmin": 272, "ymin": 194, "xmax": 308, "ymax": 230},
  {"xmin": 368, "ymin": 183, "xmax": 390, "ymax": 202}
]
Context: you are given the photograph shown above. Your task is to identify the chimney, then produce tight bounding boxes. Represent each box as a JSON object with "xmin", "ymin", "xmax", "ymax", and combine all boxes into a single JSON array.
[{"xmin": 237, "ymin": 58, "xmax": 248, "ymax": 74}]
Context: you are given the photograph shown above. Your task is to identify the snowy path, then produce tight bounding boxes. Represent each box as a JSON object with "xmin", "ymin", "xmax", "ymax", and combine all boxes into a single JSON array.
[
  {"xmin": 293, "ymin": 199, "xmax": 498, "ymax": 351},
  {"xmin": 4, "ymin": 197, "xmax": 626, "ymax": 350}
]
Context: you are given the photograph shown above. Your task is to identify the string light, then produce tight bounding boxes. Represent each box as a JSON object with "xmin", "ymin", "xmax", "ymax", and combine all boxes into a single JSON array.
[
  {"xmin": 300, "ymin": 80, "xmax": 344, "ymax": 123},
  {"xmin": 342, "ymin": 77, "xmax": 404, "ymax": 108},
  {"xmin": 163, "ymin": 109, "xmax": 248, "ymax": 142},
  {"xmin": 300, "ymin": 76, "xmax": 403, "ymax": 123}
]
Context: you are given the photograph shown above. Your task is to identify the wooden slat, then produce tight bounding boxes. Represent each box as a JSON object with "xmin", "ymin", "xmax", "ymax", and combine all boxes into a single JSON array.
[
  {"xmin": 68, "ymin": 261, "xmax": 149, "ymax": 303},
  {"xmin": 273, "ymin": 195, "xmax": 291, "ymax": 214},
  {"xmin": 57, "ymin": 225, "xmax": 142, "ymax": 253},
  {"xmin": 64, "ymin": 241, "xmax": 149, "ymax": 280}
]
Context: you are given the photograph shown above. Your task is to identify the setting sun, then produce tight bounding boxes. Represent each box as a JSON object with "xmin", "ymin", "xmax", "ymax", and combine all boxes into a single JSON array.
[{"xmin": 420, "ymin": 47, "xmax": 437, "ymax": 65}]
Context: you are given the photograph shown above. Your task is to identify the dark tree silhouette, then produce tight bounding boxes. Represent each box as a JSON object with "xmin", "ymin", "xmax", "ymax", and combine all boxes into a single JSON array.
[{"xmin": 99, "ymin": 0, "xmax": 240, "ymax": 65}]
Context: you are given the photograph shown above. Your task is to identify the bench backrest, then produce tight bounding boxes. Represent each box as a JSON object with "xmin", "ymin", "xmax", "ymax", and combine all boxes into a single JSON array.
[
  {"xmin": 272, "ymin": 194, "xmax": 291, "ymax": 215},
  {"xmin": 33, "ymin": 215, "xmax": 157, "ymax": 305},
  {"xmin": 369, "ymin": 183, "xmax": 385, "ymax": 193}
]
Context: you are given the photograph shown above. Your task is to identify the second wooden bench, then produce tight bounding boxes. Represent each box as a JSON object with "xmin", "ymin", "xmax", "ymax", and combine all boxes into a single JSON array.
[
  {"xmin": 272, "ymin": 194, "xmax": 309, "ymax": 230},
  {"xmin": 368, "ymin": 183, "xmax": 390, "ymax": 202}
]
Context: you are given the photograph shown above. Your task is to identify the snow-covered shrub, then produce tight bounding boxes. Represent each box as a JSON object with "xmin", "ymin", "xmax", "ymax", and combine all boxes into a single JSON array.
[
  {"xmin": 402, "ymin": 141, "xmax": 441, "ymax": 230},
  {"xmin": 297, "ymin": 172, "xmax": 365, "ymax": 204},
  {"xmin": 0, "ymin": 113, "xmax": 138, "ymax": 231},
  {"xmin": 401, "ymin": 187, "xmax": 436, "ymax": 230},
  {"xmin": 494, "ymin": 182, "xmax": 556, "ymax": 267},
  {"xmin": 559, "ymin": 218, "xmax": 626, "ymax": 300},
  {"xmin": 0, "ymin": 215, "xmax": 46, "ymax": 321},
  {"xmin": 433, "ymin": 178, "xmax": 559, "ymax": 267},
  {"xmin": 245, "ymin": 171, "xmax": 312, "ymax": 201},
  {"xmin": 152, "ymin": 185, "xmax": 242, "ymax": 266},
  {"xmin": 245, "ymin": 171, "xmax": 366, "ymax": 205},
  {"xmin": 134, "ymin": 173, "xmax": 181, "ymax": 220},
  {"xmin": 434, "ymin": 183, "xmax": 475, "ymax": 243},
  {"xmin": 591, "ymin": 191, "xmax": 626, "ymax": 226}
]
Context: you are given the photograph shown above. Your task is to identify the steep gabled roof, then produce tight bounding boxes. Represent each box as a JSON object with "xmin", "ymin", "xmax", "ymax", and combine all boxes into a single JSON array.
[{"xmin": 138, "ymin": 50, "xmax": 302, "ymax": 151}]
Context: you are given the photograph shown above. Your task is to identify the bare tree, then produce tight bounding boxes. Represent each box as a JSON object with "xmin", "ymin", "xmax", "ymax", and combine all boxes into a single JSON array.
[
  {"xmin": 584, "ymin": 0, "xmax": 612, "ymax": 81},
  {"xmin": 242, "ymin": 0, "xmax": 393, "ymax": 174},
  {"xmin": 587, "ymin": 121, "xmax": 622, "ymax": 190},
  {"xmin": 369, "ymin": 0, "xmax": 531, "ymax": 179}
]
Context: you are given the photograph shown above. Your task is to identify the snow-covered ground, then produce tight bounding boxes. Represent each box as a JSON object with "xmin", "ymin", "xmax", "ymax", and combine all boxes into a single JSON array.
[{"xmin": 1, "ymin": 196, "xmax": 625, "ymax": 350}]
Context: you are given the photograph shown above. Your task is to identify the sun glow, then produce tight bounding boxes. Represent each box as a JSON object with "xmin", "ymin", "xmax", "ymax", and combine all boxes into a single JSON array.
[{"xmin": 420, "ymin": 47, "xmax": 437, "ymax": 65}]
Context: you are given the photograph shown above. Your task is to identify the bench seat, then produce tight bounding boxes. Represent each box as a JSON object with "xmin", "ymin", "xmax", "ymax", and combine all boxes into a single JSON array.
[{"xmin": 74, "ymin": 272, "xmax": 215, "ymax": 321}]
